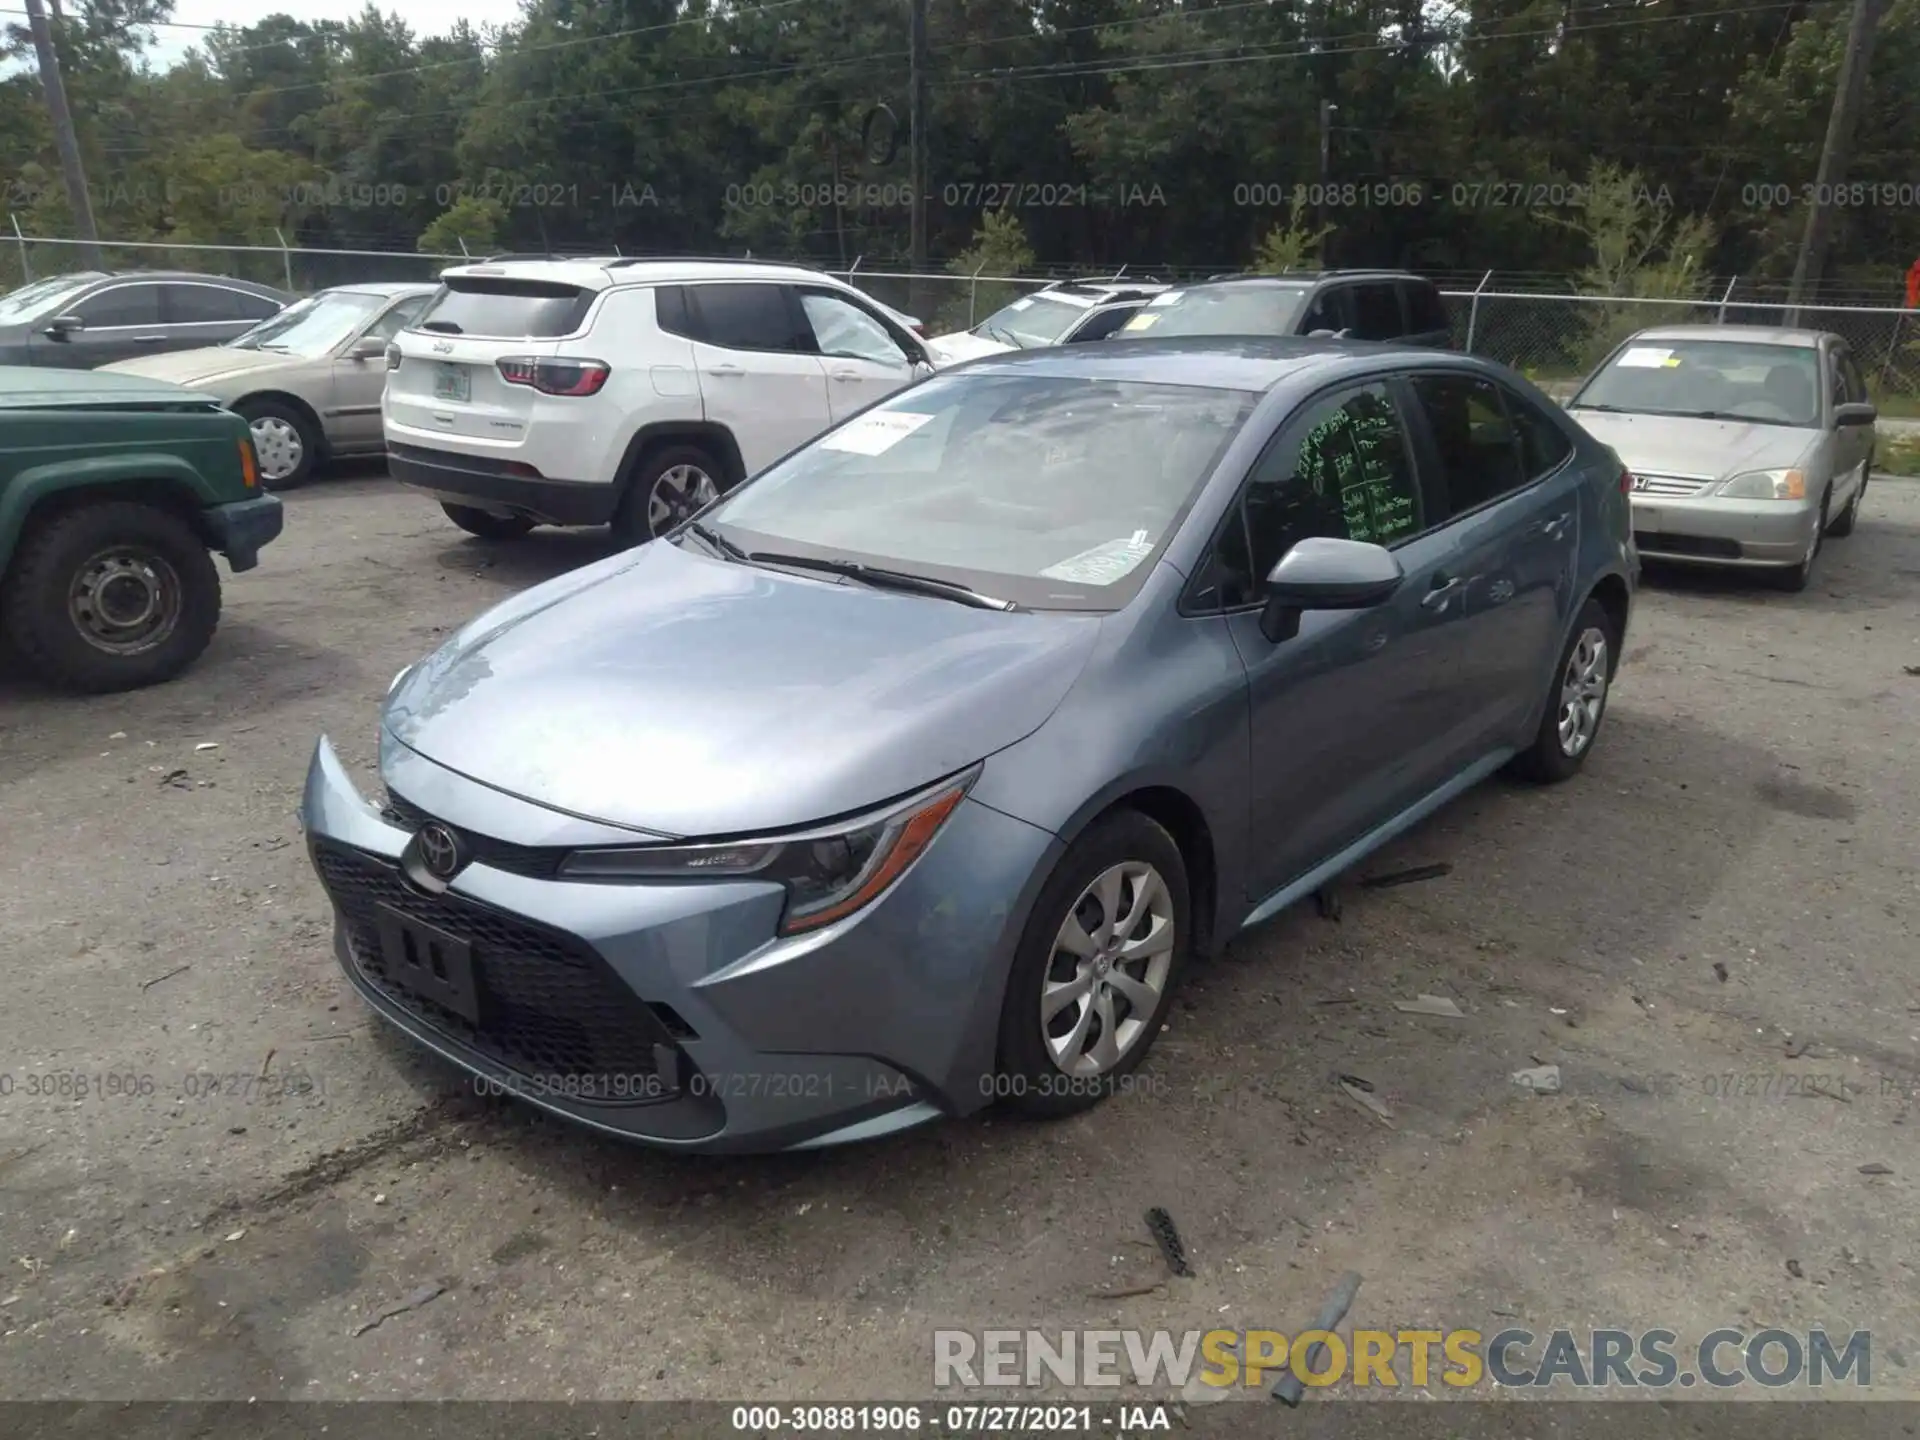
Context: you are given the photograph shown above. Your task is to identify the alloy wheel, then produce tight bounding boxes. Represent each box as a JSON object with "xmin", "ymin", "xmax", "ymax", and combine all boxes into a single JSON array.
[
  {"xmin": 646, "ymin": 464, "xmax": 719, "ymax": 536},
  {"xmin": 1557, "ymin": 626, "xmax": 1609, "ymax": 758},
  {"xmin": 68, "ymin": 546, "xmax": 183, "ymax": 656},
  {"xmin": 1042, "ymin": 861, "xmax": 1176, "ymax": 1076}
]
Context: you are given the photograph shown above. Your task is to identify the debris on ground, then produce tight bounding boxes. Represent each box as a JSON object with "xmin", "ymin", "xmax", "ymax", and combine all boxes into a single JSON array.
[
  {"xmin": 1313, "ymin": 887, "xmax": 1342, "ymax": 921},
  {"xmin": 350, "ymin": 1281, "xmax": 449, "ymax": 1337},
  {"xmin": 1394, "ymin": 994, "xmax": 1464, "ymax": 1018},
  {"xmin": 1859, "ymin": 1163, "xmax": 1894, "ymax": 1176},
  {"xmin": 1144, "ymin": 1208, "xmax": 1194, "ymax": 1278},
  {"xmin": 1087, "ymin": 1282, "xmax": 1165, "ymax": 1300},
  {"xmin": 1903, "ymin": 665, "xmax": 1920, "ymax": 676},
  {"xmin": 1359, "ymin": 862, "xmax": 1453, "ymax": 890},
  {"xmin": 1712, "ymin": 962, "xmax": 1729, "ymax": 982},
  {"xmin": 194, "ymin": 742, "xmax": 220, "ymax": 752},
  {"xmin": 1315, "ymin": 995, "xmax": 1358, "ymax": 1007},
  {"xmin": 1785, "ymin": 1037, "xmax": 1811, "ymax": 1059},
  {"xmin": 1786, "ymin": 1259, "xmax": 1804, "ymax": 1278},
  {"xmin": 138, "ymin": 965, "xmax": 190, "ymax": 992},
  {"xmin": 1512, "ymin": 1065, "xmax": 1562, "ymax": 1094},
  {"xmin": 157, "ymin": 769, "xmax": 191, "ymax": 790},
  {"xmin": 1272, "ymin": 1270, "xmax": 1363, "ymax": 1406},
  {"xmin": 224, "ymin": 1230, "xmax": 245, "ymax": 1243},
  {"xmin": 1337, "ymin": 1076, "xmax": 1394, "ymax": 1126}
]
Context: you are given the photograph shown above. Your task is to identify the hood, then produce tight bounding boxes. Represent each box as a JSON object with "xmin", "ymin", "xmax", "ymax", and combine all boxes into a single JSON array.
[
  {"xmin": 384, "ymin": 541, "xmax": 1102, "ymax": 837},
  {"xmin": 100, "ymin": 346, "xmax": 302, "ymax": 388},
  {"xmin": 925, "ymin": 330, "xmax": 1014, "ymax": 366},
  {"xmin": 0, "ymin": 363, "xmax": 211, "ymax": 409},
  {"xmin": 1570, "ymin": 409, "xmax": 1817, "ymax": 479}
]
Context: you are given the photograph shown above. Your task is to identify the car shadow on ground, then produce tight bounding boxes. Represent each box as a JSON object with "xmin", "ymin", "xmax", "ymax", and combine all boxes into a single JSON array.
[{"xmin": 1637, "ymin": 505, "xmax": 1918, "ymax": 615}]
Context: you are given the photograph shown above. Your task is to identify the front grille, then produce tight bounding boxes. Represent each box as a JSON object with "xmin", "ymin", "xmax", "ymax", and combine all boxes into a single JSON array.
[
  {"xmin": 1634, "ymin": 531, "xmax": 1743, "ymax": 559},
  {"xmin": 382, "ymin": 792, "xmax": 566, "ymax": 879},
  {"xmin": 313, "ymin": 840, "xmax": 679, "ymax": 1103},
  {"xmin": 1633, "ymin": 473, "xmax": 1713, "ymax": 497}
]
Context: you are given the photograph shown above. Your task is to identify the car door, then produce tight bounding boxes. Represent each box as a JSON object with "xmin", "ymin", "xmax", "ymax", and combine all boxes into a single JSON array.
[
  {"xmin": 40, "ymin": 281, "xmax": 166, "ymax": 367},
  {"xmin": 796, "ymin": 287, "xmax": 920, "ymax": 422},
  {"xmin": 1195, "ymin": 378, "xmax": 1474, "ymax": 902},
  {"xmin": 1830, "ymin": 343, "xmax": 1873, "ymax": 503},
  {"xmin": 331, "ymin": 294, "xmax": 432, "ymax": 451},
  {"xmin": 678, "ymin": 281, "xmax": 832, "ymax": 475},
  {"xmin": 1401, "ymin": 369, "xmax": 1581, "ymax": 758},
  {"xmin": 162, "ymin": 281, "xmax": 279, "ymax": 353}
]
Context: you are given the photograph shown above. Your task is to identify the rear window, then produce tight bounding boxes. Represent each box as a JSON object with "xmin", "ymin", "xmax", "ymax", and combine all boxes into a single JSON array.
[
  {"xmin": 1122, "ymin": 285, "xmax": 1310, "ymax": 338},
  {"xmin": 413, "ymin": 277, "xmax": 596, "ymax": 338}
]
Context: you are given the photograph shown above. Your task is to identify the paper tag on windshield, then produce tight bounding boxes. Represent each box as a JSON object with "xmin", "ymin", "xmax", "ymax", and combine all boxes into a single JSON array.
[
  {"xmin": 818, "ymin": 410, "xmax": 935, "ymax": 456},
  {"xmin": 1617, "ymin": 347, "xmax": 1675, "ymax": 368},
  {"xmin": 1040, "ymin": 535, "xmax": 1155, "ymax": 586},
  {"xmin": 1124, "ymin": 313, "xmax": 1160, "ymax": 331},
  {"xmin": 1148, "ymin": 291, "xmax": 1182, "ymax": 307},
  {"xmin": 1008, "ymin": 297, "xmax": 1033, "ymax": 310}
]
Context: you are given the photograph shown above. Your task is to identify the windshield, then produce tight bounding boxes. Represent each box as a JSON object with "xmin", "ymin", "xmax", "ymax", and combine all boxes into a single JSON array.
[
  {"xmin": 1572, "ymin": 339, "xmax": 1823, "ymax": 428},
  {"xmin": 1122, "ymin": 285, "xmax": 1310, "ymax": 338},
  {"xmin": 974, "ymin": 293, "xmax": 1092, "ymax": 347},
  {"xmin": 0, "ymin": 275, "xmax": 96, "ymax": 325},
  {"xmin": 229, "ymin": 290, "xmax": 386, "ymax": 353},
  {"xmin": 705, "ymin": 373, "xmax": 1258, "ymax": 611}
]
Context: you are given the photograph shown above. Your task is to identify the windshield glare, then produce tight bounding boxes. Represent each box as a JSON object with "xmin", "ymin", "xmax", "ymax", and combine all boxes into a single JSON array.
[
  {"xmin": 0, "ymin": 275, "xmax": 95, "ymax": 325},
  {"xmin": 1124, "ymin": 285, "xmax": 1309, "ymax": 338},
  {"xmin": 705, "ymin": 374, "xmax": 1258, "ymax": 610},
  {"xmin": 976, "ymin": 294, "xmax": 1090, "ymax": 346},
  {"xmin": 1574, "ymin": 340, "xmax": 1823, "ymax": 427},
  {"xmin": 230, "ymin": 291, "xmax": 385, "ymax": 352}
]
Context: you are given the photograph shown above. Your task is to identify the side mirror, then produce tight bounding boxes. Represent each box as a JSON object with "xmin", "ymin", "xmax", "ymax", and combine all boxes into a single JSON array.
[
  {"xmin": 348, "ymin": 335, "xmax": 387, "ymax": 360},
  {"xmin": 1834, "ymin": 401, "xmax": 1876, "ymax": 427},
  {"xmin": 1258, "ymin": 536, "xmax": 1405, "ymax": 644},
  {"xmin": 44, "ymin": 313, "xmax": 84, "ymax": 337}
]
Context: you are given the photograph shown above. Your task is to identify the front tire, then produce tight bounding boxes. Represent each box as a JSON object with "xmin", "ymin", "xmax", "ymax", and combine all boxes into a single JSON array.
[
  {"xmin": 613, "ymin": 445, "xmax": 725, "ymax": 548},
  {"xmin": 1772, "ymin": 489, "xmax": 1829, "ymax": 591},
  {"xmin": 1826, "ymin": 467, "xmax": 1865, "ymax": 539},
  {"xmin": 1, "ymin": 501, "xmax": 220, "ymax": 693},
  {"xmin": 237, "ymin": 399, "xmax": 319, "ymax": 490},
  {"xmin": 994, "ymin": 811, "xmax": 1190, "ymax": 1119},
  {"xmin": 1507, "ymin": 597, "xmax": 1618, "ymax": 784},
  {"xmin": 441, "ymin": 503, "xmax": 535, "ymax": 540}
]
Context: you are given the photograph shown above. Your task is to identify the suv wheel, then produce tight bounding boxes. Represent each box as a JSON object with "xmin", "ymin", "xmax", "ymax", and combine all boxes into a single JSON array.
[
  {"xmin": 614, "ymin": 445, "xmax": 724, "ymax": 547},
  {"xmin": 237, "ymin": 399, "xmax": 318, "ymax": 490},
  {"xmin": 441, "ymin": 503, "xmax": 536, "ymax": 540},
  {"xmin": 2, "ymin": 501, "xmax": 221, "ymax": 693}
]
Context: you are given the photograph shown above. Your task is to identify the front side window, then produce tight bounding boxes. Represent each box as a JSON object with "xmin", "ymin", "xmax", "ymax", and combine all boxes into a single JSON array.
[
  {"xmin": 1837, "ymin": 350, "xmax": 1868, "ymax": 405},
  {"xmin": 1570, "ymin": 338, "xmax": 1822, "ymax": 428},
  {"xmin": 706, "ymin": 374, "xmax": 1259, "ymax": 611},
  {"xmin": 800, "ymin": 291, "xmax": 909, "ymax": 365},
  {"xmin": 1202, "ymin": 383, "xmax": 1424, "ymax": 609},
  {"xmin": 73, "ymin": 284, "xmax": 161, "ymax": 327},
  {"xmin": 1409, "ymin": 372, "xmax": 1527, "ymax": 514}
]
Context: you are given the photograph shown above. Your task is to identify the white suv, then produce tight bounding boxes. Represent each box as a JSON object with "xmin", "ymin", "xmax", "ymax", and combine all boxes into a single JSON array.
[{"xmin": 383, "ymin": 258, "xmax": 937, "ymax": 543}]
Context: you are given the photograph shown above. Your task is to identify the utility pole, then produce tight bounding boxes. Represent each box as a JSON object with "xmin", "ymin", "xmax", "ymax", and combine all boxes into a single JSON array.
[
  {"xmin": 23, "ymin": 0, "xmax": 102, "ymax": 269},
  {"xmin": 1318, "ymin": 100, "xmax": 1338, "ymax": 267},
  {"xmin": 908, "ymin": 0, "xmax": 928, "ymax": 292},
  {"xmin": 1787, "ymin": 0, "xmax": 1884, "ymax": 324}
]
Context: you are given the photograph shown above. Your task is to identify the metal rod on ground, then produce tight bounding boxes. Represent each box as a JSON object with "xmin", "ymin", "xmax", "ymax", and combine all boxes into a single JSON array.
[
  {"xmin": 23, "ymin": 0, "xmax": 101, "ymax": 270},
  {"xmin": 1464, "ymin": 269, "xmax": 1492, "ymax": 353},
  {"xmin": 1271, "ymin": 1270, "xmax": 1363, "ymax": 1407},
  {"xmin": 1786, "ymin": 0, "xmax": 1885, "ymax": 327}
]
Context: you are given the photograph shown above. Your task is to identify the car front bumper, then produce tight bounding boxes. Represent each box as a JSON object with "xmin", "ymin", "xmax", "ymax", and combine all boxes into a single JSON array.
[
  {"xmin": 200, "ymin": 493, "xmax": 284, "ymax": 573},
  {"xmin": 298, "ymin": 733, "xmax": 1059, "ymax": 1153},
  {"xmin": 1629, "ymin": 492, "xmax": 1820, "ymax": 568}
]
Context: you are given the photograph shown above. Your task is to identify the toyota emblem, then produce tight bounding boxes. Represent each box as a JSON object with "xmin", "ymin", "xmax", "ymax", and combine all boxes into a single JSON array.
[{"xmin": 415, "ymin": 823, "xmax": 463, "ymax": 880}]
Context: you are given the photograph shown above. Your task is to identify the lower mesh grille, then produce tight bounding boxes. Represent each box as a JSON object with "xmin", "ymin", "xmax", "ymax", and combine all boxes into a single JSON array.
[{"xmin": 313, "ymin": 840, "xmax": 679, "ymax": 1104}]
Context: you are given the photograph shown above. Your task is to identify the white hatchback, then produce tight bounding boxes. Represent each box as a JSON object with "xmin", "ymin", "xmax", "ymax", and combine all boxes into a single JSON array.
[{"xmin": 384, "ymin": 258, "xmax": 937, "ymax": 543}]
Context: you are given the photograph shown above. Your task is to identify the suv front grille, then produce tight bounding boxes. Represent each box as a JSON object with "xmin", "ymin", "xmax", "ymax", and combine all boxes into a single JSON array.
[
  {"xmin": 313, "ymin": 840, "xmax": 679, "ymax": 1103},
  {"xmin": 382, "ymin": 792, "xmax": 567, "ymax": 879}
]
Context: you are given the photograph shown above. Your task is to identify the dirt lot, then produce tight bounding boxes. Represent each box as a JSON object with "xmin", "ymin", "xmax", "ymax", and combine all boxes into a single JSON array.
[{"xmin": 1, "ymin": 467, "xmax": 1917, "ymax": 1418}]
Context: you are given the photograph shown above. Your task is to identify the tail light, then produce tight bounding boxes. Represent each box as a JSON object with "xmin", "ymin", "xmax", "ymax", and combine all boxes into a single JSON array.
[
  {"xmin": 1620, "ymin": 467, "xmax": 1634, "ymax": 495},
  {"xmin": 497, "ymin": 356, "xmax": 611, "ymax": 396}
]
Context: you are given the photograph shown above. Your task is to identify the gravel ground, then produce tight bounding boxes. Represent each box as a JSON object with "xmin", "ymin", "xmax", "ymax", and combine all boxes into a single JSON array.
[{"xmin": 1, "ymin": 467, "xmax": 1917, "ymax": 1419}]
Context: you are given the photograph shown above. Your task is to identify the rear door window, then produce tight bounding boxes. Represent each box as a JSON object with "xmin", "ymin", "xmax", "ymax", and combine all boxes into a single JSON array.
[
  {"xmin": 1408, "ymin": 372, "xmax": 1529, "ymax": 515},
  {"xmin": 163, "ymin": 283, "xmax": 251, "ymax": 323},
  {"xmin": 683, "ymin": 282, "xmax": 812, "ymax": 353},
  {"xmin": 1348, "ymin": 283, "xmax": 1405, "ymax": 341},
  {"xmin": 414, "ymin": 278, "xmax": 596, "ymax": 338},
  {"xmin": 1298, "ymin": 286, "xmax": 1351, "ymax": 335},
  {"xmin": 1401, "ymin": 280, "xmax": 1450, "ymax": 336},
  {"xmin": 1066, "ymin": 305, "xmax": 1140, "ymax": 343}
]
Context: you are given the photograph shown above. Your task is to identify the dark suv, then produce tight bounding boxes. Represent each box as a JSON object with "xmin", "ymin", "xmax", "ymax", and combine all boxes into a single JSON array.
[
  {"xmin": 0, "ymin": 270, "xmax": 290, "ymax": 369},
  {"xmin": 1121, "ymin": 270, "xmax": 1454, "ymax": 347}
]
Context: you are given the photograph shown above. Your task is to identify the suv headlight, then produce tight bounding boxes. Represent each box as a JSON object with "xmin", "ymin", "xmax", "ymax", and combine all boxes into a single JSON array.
[
  {"xmin": 558, "ymin": 767, "xmax": 978, "ymax": 935},
  {"xmin": 1717, "ymin": 468, "xmax": 1806, "ymax": 500}
]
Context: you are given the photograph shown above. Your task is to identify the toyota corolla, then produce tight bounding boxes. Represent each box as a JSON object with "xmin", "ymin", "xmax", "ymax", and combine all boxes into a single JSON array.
[{"xmin": 301, "ymin": 337, "xmax": 1635, "ymax": 1153}]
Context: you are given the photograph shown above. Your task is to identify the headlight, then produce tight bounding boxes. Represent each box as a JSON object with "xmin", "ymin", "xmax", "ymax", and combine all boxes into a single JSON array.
[
  {"xmin": 558, "ymin": 768, "xmax": 979, "ymax": 935},
  {"xmin": 1717, "ymin": 468, "xmax": 1807, "ymax": 500}
]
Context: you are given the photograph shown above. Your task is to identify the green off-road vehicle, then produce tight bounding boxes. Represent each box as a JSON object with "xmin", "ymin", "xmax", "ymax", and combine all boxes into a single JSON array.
[{"xmin": 0, "ymin": 367, "xmax": 283, "ymax": 693}]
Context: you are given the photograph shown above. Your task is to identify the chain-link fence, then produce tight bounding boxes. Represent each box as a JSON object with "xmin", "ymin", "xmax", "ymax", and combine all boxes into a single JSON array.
[{"xmin": 1444, "ymin": 289, "xmax": 1920, "ymax": 403}]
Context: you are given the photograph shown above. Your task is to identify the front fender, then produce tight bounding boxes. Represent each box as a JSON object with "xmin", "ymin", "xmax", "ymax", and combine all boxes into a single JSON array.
[{"xmin": 0, "ymin": 454, "xmax": 210, "ymax": 574}]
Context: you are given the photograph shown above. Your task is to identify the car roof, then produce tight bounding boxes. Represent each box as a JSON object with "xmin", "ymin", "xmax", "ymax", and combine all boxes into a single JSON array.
[
  {"xmin": 437, "ymin": 258, "xmax": 861, "ymax": 290},
  {"xmin": 1626, "ymin": 324, "xmax": 1828, "ymax": 348},
  {"xmin": 948, "ymin": 334, "xmax": 1488, "ymax": 392},
  {"xmin": 1179, "ymin": 269, "xmax": 1432, "ymax": 290},
  {"xmin": 86, "ymin": 270, "xmax": 287, "ymax": 293}
]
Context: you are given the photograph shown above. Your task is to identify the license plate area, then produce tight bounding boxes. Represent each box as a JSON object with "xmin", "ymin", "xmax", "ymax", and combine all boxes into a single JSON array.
[
  {"xmin": 374, "ymin": 904, "xmax": 481, "ymax": 1023},
  {"xmin": 432, "ymin": 363, "xmax": 470, "ymax": 402}
]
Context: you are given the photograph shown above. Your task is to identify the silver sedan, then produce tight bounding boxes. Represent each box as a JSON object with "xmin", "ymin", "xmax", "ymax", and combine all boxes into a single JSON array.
[{"xmin": 1566, "ymin": 325, "xmax": 1876, "ymax": 590}]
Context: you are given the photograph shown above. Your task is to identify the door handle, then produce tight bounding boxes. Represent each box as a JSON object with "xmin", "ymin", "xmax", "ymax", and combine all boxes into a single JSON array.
[
  {"xmin": 705, "ymin": 364, "xmax": 744, "ymax": 377},
  {"xmin": 1533, "ymin": 511, "xmax": 1574, "ymax": 541},
  {"xmin": 1421, "ymin": 573, "xmax": 1466, "ymax": 611},
  {"xmin": 829, "ymin": 368, "xmax": 862, "ymax": 382}
]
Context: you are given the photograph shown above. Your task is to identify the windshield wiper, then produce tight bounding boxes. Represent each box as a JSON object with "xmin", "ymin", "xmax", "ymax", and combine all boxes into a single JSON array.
[
  {"xmin": 981, "ymin": 322, "xmax": 1022, "ymax": 348},
  {"xmin": 745, "ymin": 551, "xmax": 1019, "ymax": 611},
  {"xmin": 680, "ymin": 519, "xmax": 746, "ymax": 561},
  {"xmin": 1568, "ymin": 401, "xmax": 1629, "ymax": 412}
]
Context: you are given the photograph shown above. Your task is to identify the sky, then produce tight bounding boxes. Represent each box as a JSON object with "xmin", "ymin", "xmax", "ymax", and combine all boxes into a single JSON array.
[{"xmin": 142, "ymin": 0, "xmax": 531, "ymax": 67}]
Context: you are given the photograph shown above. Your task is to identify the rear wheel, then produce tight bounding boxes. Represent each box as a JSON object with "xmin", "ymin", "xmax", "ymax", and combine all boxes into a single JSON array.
[
  {"xmin": 441, "ymin": 503, "xmax": 535, "ymax": 540},
  {"xmin": 1, "ymin": 500, "xmax": 220, "ymax": 693},
  {"xmin": 1507, "ymin": 597, "xmax": 1618, "ymax": 784},
  {"xmin": 613, "ymin": 445, "xmax": 724, "ymax": 548},
  {"xmin": 993, "ymin": 811, "xmax": 1190, "ymax": 1119},
  {"xmin": 236, "ymin": 399, "xmax": 318, "ymax": 490}
]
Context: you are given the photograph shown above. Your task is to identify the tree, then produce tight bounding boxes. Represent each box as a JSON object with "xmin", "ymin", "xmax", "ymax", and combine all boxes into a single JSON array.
[
  {"xmin": 419, "ymin": 195, "xmax": 505, "ymax": 256},
  {"xmin": 941, "ymin": 207, "xmax": 1034, "ymax": 329}
]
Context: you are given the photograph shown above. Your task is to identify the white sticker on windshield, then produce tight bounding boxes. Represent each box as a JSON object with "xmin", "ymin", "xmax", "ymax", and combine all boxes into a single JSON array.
[
  {"xmin": 1148, "ymin": 291, "xmax": 1182, "ymax": 307},
  {"xmin": 1040, "ymin": 535, "xmax": 1156, "ymax": 586},
  {"xmin": 1008, "ymin": 297, "xmax": 1034, "ymax": 310},
  {"xmin": 1617, "ymin": 346, "xmax": 1675, "ymax": 368},
  {"xmin": 1124, "ymin": 313, "xmax": 1160, "ymax": 331},
  {"xmin": 818, "ymin": 410, "xmax": 935, "ymax": 456}
]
